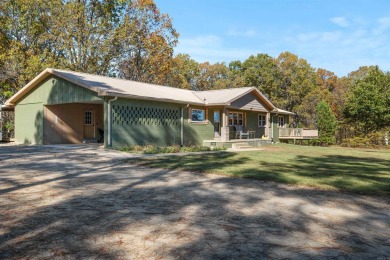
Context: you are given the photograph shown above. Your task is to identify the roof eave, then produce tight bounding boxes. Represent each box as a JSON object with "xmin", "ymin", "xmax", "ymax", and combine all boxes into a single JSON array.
[
  {"xmin": 272, "ymin": 109, "xmax": 296, "ymax": 115},
  {"xmin": 225, "ymin": 87, "xmax": 276, "ymax": 111},
  {"xmin": 0, "ymin": 104, "xmax": 15, "ymax": 111},
  {"xmin": 5, "ymin": 68, "xmax": 54, "ymax": 106},
  {"xmin": 103, "ymin": 92, "xmax": 204, "ymax": 106}
]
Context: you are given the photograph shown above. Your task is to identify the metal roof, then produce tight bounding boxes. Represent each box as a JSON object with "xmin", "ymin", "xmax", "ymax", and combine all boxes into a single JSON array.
[{"xmin": 5, "ymin": 68, "xmax": 290, "ymax": 113}]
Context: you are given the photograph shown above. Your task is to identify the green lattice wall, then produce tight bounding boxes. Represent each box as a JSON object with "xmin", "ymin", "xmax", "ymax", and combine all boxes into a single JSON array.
[{"xmin": 112, "ymin": 105, "xmax": 179, "ymax": 127}]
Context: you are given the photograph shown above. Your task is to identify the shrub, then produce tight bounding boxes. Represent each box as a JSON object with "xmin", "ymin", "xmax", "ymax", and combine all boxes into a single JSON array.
[
  {"xmin": 159, "ymin": 145, "xmax": 181, "ymax": 154},
  {"xmin": 180, "ymin": 146, "xmax": 211, "ymax": 152},
  {"xmin": 118, "ymin": 145, "xmax": 144, "ymax": 152},
  {"xmin": 143, "ymin": 144, "xmax": 159, "ymax": 154},
  {"xmin": 340, "ymin": 130, "xmax": 389, "ymax": 148},
  {"xmin": 119, "ymin": 144, "xmax": 226, "ymax": 154},
  {"xmin": 308, "ymin": 136, "xmax": 336, "ymax": 146}
]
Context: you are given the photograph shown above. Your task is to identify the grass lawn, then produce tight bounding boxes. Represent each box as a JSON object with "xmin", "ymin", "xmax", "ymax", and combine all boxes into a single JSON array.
[{"xmin": 129, "ymin": 144, "xmax": 390, "ymax": 196}]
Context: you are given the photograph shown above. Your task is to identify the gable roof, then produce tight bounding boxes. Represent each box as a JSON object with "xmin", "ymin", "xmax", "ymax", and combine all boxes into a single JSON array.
[
  {"xmin": 5, "ymin": 68, "xmax": 279, "ymax": 112},
  {"xmin": 195, "ymin": 87, "xmax": 275, "ymax": 111}
]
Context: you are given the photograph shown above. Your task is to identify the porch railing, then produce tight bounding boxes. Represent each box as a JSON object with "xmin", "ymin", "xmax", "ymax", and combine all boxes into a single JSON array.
[{"xmin": 279, "ymin": 128, "xmax": 318, "ymax": 138}]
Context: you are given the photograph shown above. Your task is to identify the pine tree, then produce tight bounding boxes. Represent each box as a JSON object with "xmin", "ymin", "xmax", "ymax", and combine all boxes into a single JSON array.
[{"xmin": 316, "ymin": 100, "xmax": 337, "ymax": 145}]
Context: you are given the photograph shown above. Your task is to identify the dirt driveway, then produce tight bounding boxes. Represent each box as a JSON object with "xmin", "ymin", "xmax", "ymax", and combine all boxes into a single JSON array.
[{"xmin": 0, "ymin": 144, "xmax": 389, "ymax": 259}]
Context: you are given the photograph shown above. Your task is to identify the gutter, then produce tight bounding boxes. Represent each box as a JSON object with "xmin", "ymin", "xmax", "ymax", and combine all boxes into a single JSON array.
[
  {"xmin": 107, "ymin": 96, "xmax": 118, "ymax": 146},
  {"xmin": 181, "ymin": 104, "xmax": 190, "ymax": 146},
  {"xmin": 101, "ymin": 91, "xmax": 203, "ymax": 106}
]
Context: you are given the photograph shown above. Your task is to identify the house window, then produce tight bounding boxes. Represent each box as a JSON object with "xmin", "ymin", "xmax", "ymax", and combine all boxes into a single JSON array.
[
  {"xmin": 278, "ymin": 116, "xmax": 285, "ymax": 127},
  {"xmin": 191, "ymin": 109, "xmax": 205, "ymax": 122},
  {"xmin": 228, "ymin": 112, "xmax": 244, "ymax": 126},
  {"xmin": 258, "ymin": 114, "xmax": 266, "ymax": 127},
  {"xmin": 84, "ymin": 111, "xmax": 93, "ymax": 125}
]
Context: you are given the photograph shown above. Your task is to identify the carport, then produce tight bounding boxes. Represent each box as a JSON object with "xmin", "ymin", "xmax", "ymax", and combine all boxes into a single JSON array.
[
  {"xmin": 4, "ymin": 69, "xmax": 105, "ymax": 145},
  {"xmin": 44, "ymin": 102, "xmax": 104, "ymax": 144}
]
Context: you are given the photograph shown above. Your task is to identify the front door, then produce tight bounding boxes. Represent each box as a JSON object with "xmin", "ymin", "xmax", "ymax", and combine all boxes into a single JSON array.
[
  {"xmin": 83, "ymin": 110, "xmax": 95, "ymax": 139},
  {"xmin": 214, "ymin": 110, "xmax": 221, "ymax": 138}
]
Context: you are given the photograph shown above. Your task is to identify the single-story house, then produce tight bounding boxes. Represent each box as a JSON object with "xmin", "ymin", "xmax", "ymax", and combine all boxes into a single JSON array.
[{"xmin": 3, "ymin": 68, "xmax": 317, "ymax": 148}]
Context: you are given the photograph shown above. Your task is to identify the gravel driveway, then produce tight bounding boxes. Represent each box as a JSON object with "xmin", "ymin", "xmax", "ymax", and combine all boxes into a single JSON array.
[{"xmin": 0, "ymin": 144, "xmax": 389, "ymax": 259}]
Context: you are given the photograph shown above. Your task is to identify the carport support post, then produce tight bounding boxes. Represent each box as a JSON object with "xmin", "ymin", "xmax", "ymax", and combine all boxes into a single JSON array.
[
  {"xmin": 104, "ymin": 96, "xmax": 118, "ymax": 148},
  {"xmin": 104, "ymin": 97, "xmax": 109, "ymax": 148}
]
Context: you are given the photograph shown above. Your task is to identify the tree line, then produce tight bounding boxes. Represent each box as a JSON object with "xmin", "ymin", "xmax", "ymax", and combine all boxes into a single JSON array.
[{"xmin": 1, "ymin": 0, "xmax": 389, "ymax": 146}]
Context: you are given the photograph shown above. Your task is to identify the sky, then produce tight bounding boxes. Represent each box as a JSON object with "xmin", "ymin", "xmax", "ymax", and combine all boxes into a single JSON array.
[{"xmin": 154, "ymin": 0, "xmax": 390, "ymax": 77}]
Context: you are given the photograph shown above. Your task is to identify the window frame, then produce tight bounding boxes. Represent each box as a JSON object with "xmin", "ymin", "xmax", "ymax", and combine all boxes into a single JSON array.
[
  {"xmin": 278, "ymin": 115, "xmax": 285, "ymax": 128},
  {"xmin": 191, "ymin": 108, "xmax": 206, "ymax": 123},
  {"xmin": 258, "ymin": 114, "xmax": 267, "ymax": 127},
  {"xmin": 228, "ymin": 112, "xmax": 244, "ymax": 126},
  {"xmin": 84, "ymin": 110, "xmax": 93, "ymax": 125}
]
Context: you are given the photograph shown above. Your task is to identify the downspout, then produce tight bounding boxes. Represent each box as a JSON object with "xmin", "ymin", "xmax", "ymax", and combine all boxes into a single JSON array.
[
  {"xmin": 181, "ymin": 104, "xmax": 190, "ymax": 146},
  {"xmin": 107, "ymin": 96, "xmax": 118, "ymax": 146}
]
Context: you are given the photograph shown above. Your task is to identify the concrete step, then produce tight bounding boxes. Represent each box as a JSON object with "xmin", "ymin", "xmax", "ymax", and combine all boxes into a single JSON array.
[
  {"xmin": 237, "ymin": 145, "xmax": 253, "ymax": 149},
  {"xmin": 232, "ymin": 142, "xmax": 250, "ymax": 149}
]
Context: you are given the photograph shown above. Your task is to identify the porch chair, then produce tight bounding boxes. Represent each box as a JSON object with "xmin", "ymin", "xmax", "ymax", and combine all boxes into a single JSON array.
[{"xmin": 234, "ymin": 125, "xmax": 250, "ymax": 139}]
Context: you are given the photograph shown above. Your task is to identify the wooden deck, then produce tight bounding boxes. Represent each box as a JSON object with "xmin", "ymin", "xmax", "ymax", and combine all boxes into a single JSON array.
[
  {"xmin": 279, "ymin": 128, "xmax": 318, "ymax": 140},
  {"xmin": 203, "ymin": 138, "xmax": 272, "ymax": 149}
]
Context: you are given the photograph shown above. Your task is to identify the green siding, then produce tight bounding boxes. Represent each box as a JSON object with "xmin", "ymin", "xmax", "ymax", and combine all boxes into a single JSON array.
[
  {"xmin": 183, "ymin": 107, "xmax": 214, "ymax": 146},
  {"xmin": 15, "ymin": 103, "xmax": 43, "ymax": 144},
  {"xmin": 110, "ymin": 98, "xmax": 182, "ymax": 147},
  {"xmin": 246, "ymin": 111, "xmax": 266, "ymax": 138},
  {"xmin": 109, "ymin": 101, "xmax": 215, "ymax": 148},
  {"xmin": 15, "ymin": 76, "xmax": 102, "ymax": 144},
  {"xmin": 19, "ymin": 76, "xmax": 101, "ymax": 105}
]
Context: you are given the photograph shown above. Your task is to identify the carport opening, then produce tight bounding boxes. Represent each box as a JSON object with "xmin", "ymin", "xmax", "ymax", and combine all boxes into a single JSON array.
[{"xmin": 44, "ymin": 102, "xmax": 104, "ymax": 145}]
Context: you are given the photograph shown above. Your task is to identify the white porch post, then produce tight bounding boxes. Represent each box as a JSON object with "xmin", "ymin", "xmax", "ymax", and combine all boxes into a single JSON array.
[{"xmin": 265, "ymin": 112, "xmax": 270, "ymax": 137}]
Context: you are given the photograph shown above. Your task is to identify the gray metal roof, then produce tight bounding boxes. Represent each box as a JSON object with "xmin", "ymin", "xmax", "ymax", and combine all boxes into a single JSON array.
[
  {"xmin": 194, "ymin": 87, "xmax": 254, "ymax": 105},
  {"xmin": 6, "ymin": 68, "xmax": 292, "ymax": 114},
  {"xmin": 51, "ymin": 69, "xmax": 203, "ymax": 104}
]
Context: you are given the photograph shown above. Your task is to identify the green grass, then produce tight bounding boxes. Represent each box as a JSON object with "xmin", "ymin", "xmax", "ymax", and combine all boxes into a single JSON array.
[
  {"xmin": 129, "ymin": 144, "xmax": 390, "ymax": 196},
  {"xmin": 118, "ymin": 144, "xmax": 226, "ymax": 154}
]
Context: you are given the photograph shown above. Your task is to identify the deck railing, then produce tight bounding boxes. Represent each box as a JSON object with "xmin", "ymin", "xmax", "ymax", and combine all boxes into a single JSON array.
[{"xmin": 279, "ymin": 128, "xmax": 318, "ymax": 138}]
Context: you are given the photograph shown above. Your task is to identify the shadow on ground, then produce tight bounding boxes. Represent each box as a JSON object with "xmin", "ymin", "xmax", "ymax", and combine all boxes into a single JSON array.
[
  {"xmin": 0, "ymin": 146, "xmax": 389, "ymax": 259},
  {"xmin": 135, "ymin": 151, "xmax": 390, "ymax": 196}
]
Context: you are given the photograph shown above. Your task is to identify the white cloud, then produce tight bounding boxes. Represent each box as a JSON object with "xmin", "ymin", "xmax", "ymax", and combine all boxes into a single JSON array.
[
  {"xmin": 175, "ymin": 16, "xmax": 390, "ymax": 76},
  {"xmin": 176, "ymin": 35, "xmax": 263, "ymax": 63},
  {"xmin": 227, "ymin": 28, "xmax": 257, "ymax": 37},
  {"xmin": 330, "ymin": 16, "xmax": 349, "ymax": 27},
  {"xmin": 285, "ymin": 21, "xmax": 390, "ymax": 76},
  {"xmin": 373, "ymin": 17, "xmax": 390, "ymax": 35},
  {"xmin": 179, "ymin": 35, "xmax": 222, "ymax": 47}
]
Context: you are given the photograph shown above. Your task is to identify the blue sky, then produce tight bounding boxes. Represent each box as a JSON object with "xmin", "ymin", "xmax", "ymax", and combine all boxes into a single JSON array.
[{"xmin": 154, "ymin": 0, "xmax": 390, "ymax": 76}]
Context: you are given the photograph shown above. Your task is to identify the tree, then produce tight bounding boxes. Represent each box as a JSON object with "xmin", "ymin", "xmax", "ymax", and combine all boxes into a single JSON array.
[
  {"xmin": 118, "ymin": 0, "xmax": 178, "ymax": 84},
  {"xmin": 316, "ymin": 68, "xmax": 339, "ymax": 92},
  {"xmin": 48, "ymin": 0, "xmax": 129, "ymax": 75},
  {"xmin": 241, "ymin": 54, "xmax": 280, "ymax": 100},
  {"xmin": 193, "ymin": 62, "xmax": 230, "ymax": 90},
  {"xmin": 0, "ymin": 0, "xmax": 178, "ymax": 99},
  {"xmin": 227, "ymin": 60, "xmax": 245, "ymax": 88},
  {"xmin": 275, "ymin": 52, "xmax": 317, "ymax": 126},
  {"xmin": 0, "ymin": 0, "xmax": 59, "ymax": 95},
  {"xmin": 316, "ymin": 100, "xmax": 337, "ymax": 144},
  {"xmin": 166, "ymin": 53, "xmax": 199, "ymax": 89},
  {"xmin": 343, "ymin": 66, "xmax": 390, "ymax": 134}
]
